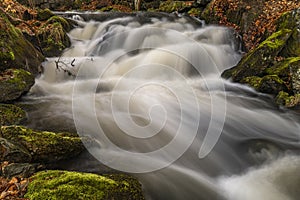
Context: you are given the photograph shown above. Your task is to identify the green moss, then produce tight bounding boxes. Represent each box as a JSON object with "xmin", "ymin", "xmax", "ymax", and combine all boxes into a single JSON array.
[
  {"xmin": 38, "ymin": 20, "xmax": 71, "ymax": 57},
  {"xmin": 258, "ymin": 29, "xmax": 292, "ymax": 49},
  {"xmin": 276, "ymin": 91, "xmax": 300, "ymax": 108},
  {"xmin": 25, "ymin": 170, "xmax": 145, "ymax": 200},
  {"xmin": 0, "ymin": 9, "xmax": 44, "ymax": 74},
  {"xmin": 158, "ymin": 1, "xmax": 191, "ymax": 13},
  {"xmin": 0, "ymin": 103, "xmax": 26, "ymax": 126},
  {"xmin": 188, "ymin": 8, "xmax": 202, "ymax": 17},
  {"xmin": 266, "ymin": 57, "xmax": 300, "ymax": 75},
  {"xmin": 223, "ymin": 29, "xmax": 293, "ymax": 82},
  {"xmin": 0, "ymin": 69, "xmax": 34, "ymax": 102},
  {"xmin": 46, "ymin": 16, "xmax": 71, "ymax": 32},
  {"xmin": 0, "ymin": 126, "xmax": 84, "ymax": 163},
  {"xmin": 241, "ymin": 76, "xmax": 262, "ymax": 90},
  {"xmin": 37, "ymin": 9, "xmax": 54, "ymax": 21},
  {"xmin": 258, "ymin": 75, "xmax": 287, "ymax": 94}
]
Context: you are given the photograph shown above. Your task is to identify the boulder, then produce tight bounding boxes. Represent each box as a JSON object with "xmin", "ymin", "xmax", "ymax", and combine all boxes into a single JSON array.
[
  {"xmin": 37, "ymin": 16, "xmax": 71, "ymax": 57},
  {"xmin": 25, "ymin": 170, "xmax": 145, "ymax": 200},
  {"xmin": 0, "ymin": 8, "xmax": 44, "ymax": 75},
  {"xmin": 0, "ymin": 126, "xmax": 85, "ymax": 163},
  {"xmin": 0, "ymin": 138, "xmax": 31, "ymax": 163},
  {"xmin": 0, "ymin": 69, "xmax": 35, "ymax": 102},
  {"xmin": 222, "ymin": 29, "xmax": 292, "ymax": 81}
]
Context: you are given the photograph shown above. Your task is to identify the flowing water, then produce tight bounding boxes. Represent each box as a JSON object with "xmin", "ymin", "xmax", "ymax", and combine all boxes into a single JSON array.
[{"xmin": 23, "ymin": 12, "xmax": 300, "ymax": 199}]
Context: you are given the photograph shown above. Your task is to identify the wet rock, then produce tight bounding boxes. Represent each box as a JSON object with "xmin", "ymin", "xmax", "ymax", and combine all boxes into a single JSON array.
[
  {"xmin": 37, "ymin": 16, "xmax": 71, "ymax": 57},
  {"xmin": 0, "ymin": 69, "xmax": 35, "ymax": 103},
  {"xmin": 25, "ymin": 170, "xmax": 145, "ymax": 200},
  {"xmin": 276, "ymin": 91, "xmax": 300, "ymax": 108},
  {"xmin": 258, "ymin": 75, "xmax": 288, "ymax": 95},
  {"xmin": 1, "ymin": 163, "xmax": 42, "ymax": 178},
  {"xmin": 0, "ymin": 126, "xmax": 85, "ymax": 163},
  {"xmin": 0, "ymin": 138, "xmax": 31, "ymax": 163},
  {"xmin": 0, "ymin": 8, "xmax": 44, "ymax": 75},
  {"xmin": 0, "ymin": 104, "xmax": 27, "ymax": 126}
]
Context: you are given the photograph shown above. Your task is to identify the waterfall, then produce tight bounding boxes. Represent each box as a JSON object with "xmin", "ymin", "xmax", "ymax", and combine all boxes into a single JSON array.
[{"xmin": 24, "ymin": 12, "xmax": 300, "ymax": 200}]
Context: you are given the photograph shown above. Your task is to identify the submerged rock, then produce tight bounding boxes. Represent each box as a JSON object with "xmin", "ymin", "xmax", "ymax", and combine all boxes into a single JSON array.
[
  {"xmin": 0, "ymin": 69, "xmax": 34, "ymax": 102},
  {"xmin": 25, "ymin": 170, "xmax": 145, "ymax": 200},
  {"xmin": 0, "ymin": 126, "xmax": 85, "ymax": 163},
  {"xmin": 0, "ymin": 104, "xmax": 27, "ymax": 125}
]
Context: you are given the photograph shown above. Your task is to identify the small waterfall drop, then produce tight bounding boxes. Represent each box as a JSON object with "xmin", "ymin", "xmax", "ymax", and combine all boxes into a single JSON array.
[{"xmin": 23, "ymin": 12, "xmax": 300, "ymax": 200}]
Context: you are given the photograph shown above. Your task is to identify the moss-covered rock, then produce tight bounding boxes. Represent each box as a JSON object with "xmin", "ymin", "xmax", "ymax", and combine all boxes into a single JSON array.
[
  {"xmin": 0, "ymin": 8, "xmax": 44, "ymax": 75},
  {"xmin": 37, "ymin": 8, "xmax": 54, "ymax": 21},
  {"xmin": 0, "ymin": 137, "xmax": 31, "ymax": 163},
  {"xmin": 25, "ymin": 170, "xmax": 145, "ymax": 200},
  {"xmin": 0, "ymin": 104, "xmax": 27, "ymax": 125},
  {"xmin": 222, "ymin": 29, "xmax": 292, "ymax": 81},
  {"xmin": 158, "ymin": 1, "xmax": 193, "ymax": 13},
  {"xmin": 0, "ymin": 126, "xmax": 84, "ymax": 163},
  {"xmin": 276, "ymin": 91, "xmax": 300, "ymax": 108},
  {"xmin": 37, "ymin": 16, "xmax": 71, "ymax": 57},
  {"xmin": 240, "ymin": 76, "xmax": 262, "ymax": 90},
  {"xmin": 0, "ymin": 69, "xmax": 35, "ymax": 102},
  {"xmin": 258, "ymin": 75, "xmax": 288, "ymax": 95}
]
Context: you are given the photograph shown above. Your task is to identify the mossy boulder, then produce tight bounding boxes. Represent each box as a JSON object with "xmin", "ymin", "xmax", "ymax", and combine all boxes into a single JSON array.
[
  {"xmin": 0, "ymin": 126, "xmax": 85, "ymax": 163},
  {"xmin": 0, "ymin": 8, "xmax": 44, "ymax": 75},
  {"xmin": 0, "ymin": 69, "xmax": 35, "ymax": 102},
  {"xmin": 0, "ymin": 104, "xmax": 27, "ymax": 125},
  {"xmin": 222, "ymin": 29, "xmax": 292, "ymax": 81},
  {"xmin": 0, "ymin": 137, "xmax": 31, "ymax": 163},
  {"xmin": 276, "ymin": 91, "xmax": 300, "ymax": 108},
  {"xmin": 37, "ymin": 16, "xmax": 71, "ymax": 57},
  {"xmin": 37, "ymin": 8, "xmax": 54, "ymax": 21},
  {"xmin": 25, "ymin": 170, "xmax": 145, "ymax": 200},
  {"xmin": 276, "ymin": 8, "xmax": 300, "ymax": 57}
]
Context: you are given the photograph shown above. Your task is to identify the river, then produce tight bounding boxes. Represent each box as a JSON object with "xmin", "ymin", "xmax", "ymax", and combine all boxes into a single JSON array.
[{"xmin": 23, "ymin": 12, "xmax": 300, "ymax": 200}]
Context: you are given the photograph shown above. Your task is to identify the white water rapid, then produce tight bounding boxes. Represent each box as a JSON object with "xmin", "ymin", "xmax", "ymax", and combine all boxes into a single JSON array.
[{"xmin": 23, "ymin": 12, "xmax": 300, "ymax": 200}]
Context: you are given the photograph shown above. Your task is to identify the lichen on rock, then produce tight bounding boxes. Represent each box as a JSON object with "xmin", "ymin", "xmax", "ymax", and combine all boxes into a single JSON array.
[{"xmin": 25, "ymin": 170, "xmax": 145, "ymax": 200}]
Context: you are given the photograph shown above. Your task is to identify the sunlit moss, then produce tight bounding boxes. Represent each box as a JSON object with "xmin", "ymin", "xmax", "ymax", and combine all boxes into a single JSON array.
[{"xmin": 25, "ymin": 170, "xmax": 145, "ymax": 200}]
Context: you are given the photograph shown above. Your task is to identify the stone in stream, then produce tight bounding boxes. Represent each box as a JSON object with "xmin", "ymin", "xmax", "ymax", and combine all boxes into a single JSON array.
[{"xmin": 0, "ymin": 126, "xmax": 85, "ymax": 163}]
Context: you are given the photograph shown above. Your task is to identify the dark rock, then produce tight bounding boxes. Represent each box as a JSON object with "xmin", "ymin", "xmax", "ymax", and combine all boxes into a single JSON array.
[
  {"xmin": 0, "ymin": 138, "xmax": 31, "ymax": 163},
  {"xmin": 0, "ymin": 126, "xmax": 85, "ymax": 163},
  {"xmin": 258, "ymin": 75, "xmax": 288, "ymax": 95},
  {"xmin": 0, "ymin": 69, "xmax": 35, "ymax": 103},
  {"xmin": 1, "ymin": 163, "xmax": 42, "ymax": 178}
]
